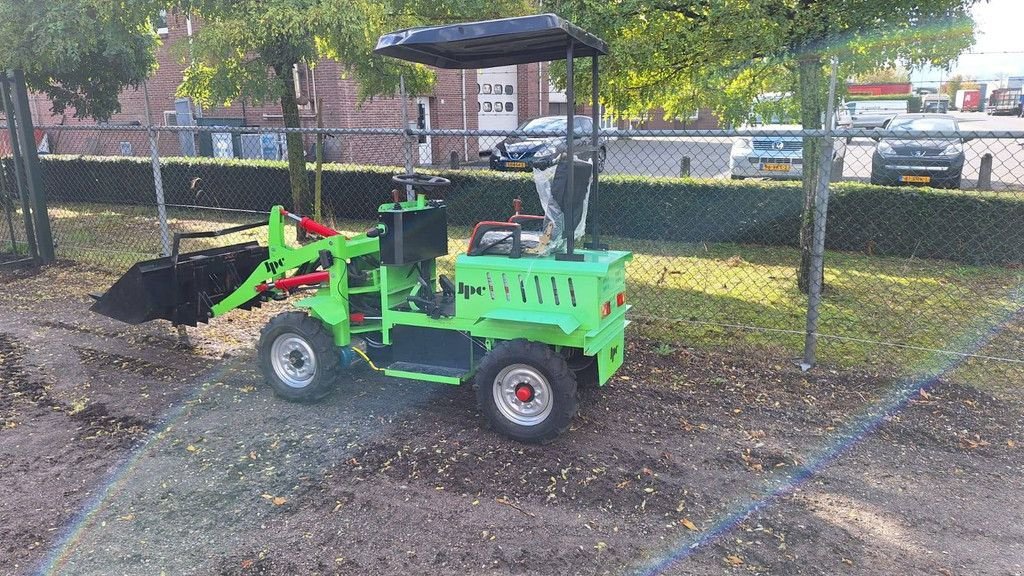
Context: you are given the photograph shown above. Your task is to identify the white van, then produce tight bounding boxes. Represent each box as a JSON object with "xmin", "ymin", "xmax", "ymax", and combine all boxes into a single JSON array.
[{"xmin": 837, "ymin": 100, "xmax": 909, "ymax": 130}]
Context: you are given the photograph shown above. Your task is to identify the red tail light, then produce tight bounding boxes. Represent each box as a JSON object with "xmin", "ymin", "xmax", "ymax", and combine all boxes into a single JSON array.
[
  {"xmin": 600, "ymin": 301, "xmax": 611, "ymax": 318},
  {"xmin": 616, "ymin": 292, "xmax": 626, "ymax": 306}
]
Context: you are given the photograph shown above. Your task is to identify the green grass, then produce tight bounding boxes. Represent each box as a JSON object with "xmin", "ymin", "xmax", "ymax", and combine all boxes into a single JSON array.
[{"xmin": 14, "ymin": 201, "xmax": 1021, "ymax": 393}]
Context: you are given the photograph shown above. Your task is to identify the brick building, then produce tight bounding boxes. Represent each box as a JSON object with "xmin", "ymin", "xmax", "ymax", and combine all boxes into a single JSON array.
[{"xmin": 26, "ymin": 12, "xmax": 549, "ymax": 167}]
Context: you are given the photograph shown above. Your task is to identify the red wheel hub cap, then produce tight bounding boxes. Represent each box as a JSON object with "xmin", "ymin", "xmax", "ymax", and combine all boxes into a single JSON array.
[{"xmin": 514, "ymin": 383, "xmax": 534, "ymax": 403}]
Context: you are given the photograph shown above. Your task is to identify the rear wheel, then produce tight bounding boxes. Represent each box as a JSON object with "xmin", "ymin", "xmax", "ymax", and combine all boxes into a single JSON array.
[
  {"xmin": 475, "ymin": 340, "xmax": 577, "ymax": 444},
  {"xmin": 258, "ymin": 311, "xmax": 342, "ymax": 402}
]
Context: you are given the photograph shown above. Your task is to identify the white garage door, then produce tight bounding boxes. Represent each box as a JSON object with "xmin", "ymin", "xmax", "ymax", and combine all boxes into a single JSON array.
[{"xmin": 477, "ymin": 65, "xmax": 519, "ymax": 151}]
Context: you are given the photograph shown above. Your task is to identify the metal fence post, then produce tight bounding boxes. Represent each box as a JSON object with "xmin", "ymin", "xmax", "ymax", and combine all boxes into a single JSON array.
[
  {"xmin": 801, "ymin": 58, "xmax": 839, "ymax": 370},
  {"xmin": 0, "ymin": 74, "xmax": 37, "ymax": 261},
  {"xmin": 142, "ymin": 80, "xmax": 172, "ymax": 256},
  {"xmin": 9, "ymin": 69, "xmax": 54, "ymax": 263}
]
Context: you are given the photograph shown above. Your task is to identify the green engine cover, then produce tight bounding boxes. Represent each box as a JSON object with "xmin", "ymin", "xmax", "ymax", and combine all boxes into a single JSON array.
[{"xmin": 453, "ymin": 249, "xmax": 631, "ymax": 363}]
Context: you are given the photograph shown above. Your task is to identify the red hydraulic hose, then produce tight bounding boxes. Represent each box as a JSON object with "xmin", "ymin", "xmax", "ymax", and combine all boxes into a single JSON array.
[
  {"xmin": 279, "ymin": 208, "xmax": 339, "ymax": 237},
  {"xmin": 299, "ymin": 217, "xmax": 338, "ymax": 237},
  {"xmin": 256, "ymin": 270, "xmax": 330, "ymax": 293}
]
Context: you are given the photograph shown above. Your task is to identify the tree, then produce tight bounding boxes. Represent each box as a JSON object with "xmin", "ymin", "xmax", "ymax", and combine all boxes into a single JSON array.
[
  {"xmin": 173, "ymin": 0, "xmax": 527, "ymax": 219},
  {"xmin": 0, "ymin": 0, "xmax": 163, "ymax": 120},
  {"xmin": 550, "ymin": 0, "xmax": 980, "ymax": 293}
]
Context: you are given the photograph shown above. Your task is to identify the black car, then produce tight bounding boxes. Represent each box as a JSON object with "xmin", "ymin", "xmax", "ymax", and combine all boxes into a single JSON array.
[
  {"xmin": 870, "ymin": 113, "xmax": 971, "ymax": 189},
  {"xmin": 486, "ymin": 115, "xmax": 606, "ymax": 172}
]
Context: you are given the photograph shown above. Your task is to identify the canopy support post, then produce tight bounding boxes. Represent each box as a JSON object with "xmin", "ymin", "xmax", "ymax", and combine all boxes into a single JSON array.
[
  {"xmin": 557, "ymin": 41, "xmax": 583, "ymax": 262},
  {"xmin": 585, "ymin": 55, "xmax": 607, "ymax": 250}
]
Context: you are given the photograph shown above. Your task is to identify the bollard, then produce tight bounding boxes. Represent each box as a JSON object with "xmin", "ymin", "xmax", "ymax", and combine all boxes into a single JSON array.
[
  {"xmin": 830, "ymin": 155, "xmax": 844, "ymax": 182},
  {"xmin": 977, "ymin": 153, "xmax": 992, "ymax": 191},
  {"xmin": 449, "ymin": 150, "xmax": 460, "ymax": 169},
  {"xmin": 679, "ymin": 156, "xmax": 690, "ymax": 177}
]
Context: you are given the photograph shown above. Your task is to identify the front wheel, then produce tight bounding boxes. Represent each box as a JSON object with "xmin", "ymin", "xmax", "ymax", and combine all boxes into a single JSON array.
[
  {"xmin": 258, "ymin": 311, "xmax": 342, "ymax": 402},
  {"xmin": 475, "ymin": 340, "xmax": 578, "ymax": 444}
]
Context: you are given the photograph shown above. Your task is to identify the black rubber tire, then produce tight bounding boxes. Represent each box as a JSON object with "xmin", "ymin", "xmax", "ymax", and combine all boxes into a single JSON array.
[
  {"xmin": 475, "ymin": 339, "xmax": 578, "ymax": 444},
  {"xmin": 257, "ymin": 311, "xmax": 341, "ymax": 403},
  {"xmin": 596, "ymin": 147, "xmax": 607, "ymax": 173}
]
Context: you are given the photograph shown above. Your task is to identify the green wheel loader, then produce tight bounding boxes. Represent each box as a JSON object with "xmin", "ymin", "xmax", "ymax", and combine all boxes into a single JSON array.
[{"xmin": 91, "ymin": 14, "xmax": 631, "ymax": 443}]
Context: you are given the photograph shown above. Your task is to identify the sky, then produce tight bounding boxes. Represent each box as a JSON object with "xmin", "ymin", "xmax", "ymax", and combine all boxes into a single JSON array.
[{"xmin": 910, "ymin": 0, "xmax": 1024, "ymax": 87}]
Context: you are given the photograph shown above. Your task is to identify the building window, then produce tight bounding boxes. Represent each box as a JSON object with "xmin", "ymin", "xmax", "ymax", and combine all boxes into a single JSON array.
[
  {"xmin": 506, "ymin": 102, "xmax": 514, "ymax": 112},
  {"xmin": 495, "ymin": 102, "xmax": 503, "ymax": 112},
  {"xmin": 494, "ymin": 85, "xmax": 503, "ymax": 95},
  {"xmin": 154, "ymin": 9, "xmax": 168, "ymax": 35},
  {"xmin": 477, "ymin": 102, "xmax": 481, "ymax": 112},
  {"xmin": 162, "ymin": 111, "xmax": 178, "ymax": 126},
  {"xmin": 476, "ymin": 83, "xmax": 480, "ymax": 94},
  {"xmin": 482, "ymin": 84, "xmax": 492, "ymax": 94},
  {"xmin": 483, "ymin": 102, "xmax": 492, "ymax": 112},
  {"xmin": 505, "ymin": 85, "xmax": 514, "ymax": 95}
]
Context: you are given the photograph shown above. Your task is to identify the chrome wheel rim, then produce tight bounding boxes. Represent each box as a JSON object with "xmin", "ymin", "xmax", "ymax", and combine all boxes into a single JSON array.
[
  {"xmin": 492, "ymin": 363, "xmax": 553, "ymax": 426},
  {"xmin": 271, "ymin": 334, "xmax": 317, "ymax": 388}
]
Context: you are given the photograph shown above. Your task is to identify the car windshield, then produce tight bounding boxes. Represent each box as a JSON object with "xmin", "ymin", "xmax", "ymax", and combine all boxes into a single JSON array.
[
  {"xmin": 519, "ymin": 116, "xmax": 591, "ymax": 135},
  {"xmin": 888, "ymin": 116, "xmax": 957, "ymax": 131}
]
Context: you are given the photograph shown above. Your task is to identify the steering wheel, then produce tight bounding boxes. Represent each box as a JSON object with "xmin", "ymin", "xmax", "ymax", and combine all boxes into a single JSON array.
[{"xmin": 392, "ymin": 173, "xmax": 451, "ymax": 189}]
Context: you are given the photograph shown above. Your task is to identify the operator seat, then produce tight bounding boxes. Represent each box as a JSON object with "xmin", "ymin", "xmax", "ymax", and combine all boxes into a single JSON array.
[{"xmin": 466, "ymin": 158, "xmax": 593, "ymax": 258}]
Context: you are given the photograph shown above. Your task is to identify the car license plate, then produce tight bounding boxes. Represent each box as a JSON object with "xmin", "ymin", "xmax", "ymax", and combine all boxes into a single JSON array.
[
  {"xmin": 901, "ymin": 175, "xmax": 930, "ymax": 183},
  {"xmin": 761, "ymin": 163, "xmax": 790, "ymax": 172},
  {"xmin": 504, "ymin": 161, "xmax": 527, "ymax": 169}
]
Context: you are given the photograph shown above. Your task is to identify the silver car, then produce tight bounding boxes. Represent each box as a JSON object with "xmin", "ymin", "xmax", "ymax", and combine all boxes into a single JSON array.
[{"xmin": 729, "ymin": 125, "xmax": 847, "ymax": 180}]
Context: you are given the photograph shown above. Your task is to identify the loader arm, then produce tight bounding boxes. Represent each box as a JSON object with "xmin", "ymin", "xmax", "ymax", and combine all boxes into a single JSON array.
[
  {"xmin": 211, "ymin": 207, "xmax": 332, "ymax": 317},
  {"xmin": 210, "ymin": 206, "xmax": 381, "ymax": 348}
]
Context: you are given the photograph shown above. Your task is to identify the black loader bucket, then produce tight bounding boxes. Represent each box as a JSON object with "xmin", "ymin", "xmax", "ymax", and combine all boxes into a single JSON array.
[{"xmin": 91, "ymin": 222, "xmax": 269, "ymax": 326}]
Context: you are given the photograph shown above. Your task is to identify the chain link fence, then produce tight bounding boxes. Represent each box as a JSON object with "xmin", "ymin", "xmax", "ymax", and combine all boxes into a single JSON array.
[{"xmin": 13, "ymin": 121, "xmax": 1024, "ymax": 371}]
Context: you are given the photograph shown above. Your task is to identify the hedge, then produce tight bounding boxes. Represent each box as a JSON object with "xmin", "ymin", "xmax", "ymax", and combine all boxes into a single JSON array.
[{"xmin": 18, "ymin": 155, "xmax": 1024, "ymax": 265}]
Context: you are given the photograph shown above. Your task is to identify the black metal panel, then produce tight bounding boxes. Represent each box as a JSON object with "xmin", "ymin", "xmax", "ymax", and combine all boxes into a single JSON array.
[
  {"xmin": 378, "ymin": 204, "xmax": 448, "ymax": 265},
  {"xmin": 390, "ymin": 325, "xmax": 484, "ymax": 371},
  {"xmin": 374, "ymin": 14, "xmax": 608, "ymax": 69}
]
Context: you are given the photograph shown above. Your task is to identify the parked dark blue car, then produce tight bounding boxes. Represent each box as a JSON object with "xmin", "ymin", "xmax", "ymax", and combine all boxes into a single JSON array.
[
  {"xmin": 485, "ymin": 115, "xmax": 606, "ymax": 172},
  {"xmin": 870, "ymin": 114, "xmax": 971, "ymax": 190}
]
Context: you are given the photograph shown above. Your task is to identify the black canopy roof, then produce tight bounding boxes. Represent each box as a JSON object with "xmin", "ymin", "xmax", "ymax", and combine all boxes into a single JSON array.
[{"xmin": 374, "ymin": 14, "xmax": 608, "ymax": 69}]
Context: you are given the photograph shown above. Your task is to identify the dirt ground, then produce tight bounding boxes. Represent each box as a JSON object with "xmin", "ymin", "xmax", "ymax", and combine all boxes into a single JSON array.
[{"xmin": 1, "ymin": 263, "xmax": 1022, "ymax": 576}]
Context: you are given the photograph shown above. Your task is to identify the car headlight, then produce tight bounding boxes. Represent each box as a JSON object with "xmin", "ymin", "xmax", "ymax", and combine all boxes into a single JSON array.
[
  {"xmin": 733, "ymin": 137, "xmax": 753, "ymax": 150},
  {"xmin": 940, "ymin": 142, "xmax": 963, "ymax": 156},
  {"xmin": 876, "ymin": 141, "xmax": 897, "ymax": 156}
]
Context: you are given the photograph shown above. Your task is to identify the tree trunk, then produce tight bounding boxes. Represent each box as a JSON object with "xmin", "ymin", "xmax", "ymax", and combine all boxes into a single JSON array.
[
  {"xmin": 797, "ymin": 54, "xmax": 824, "ymax": 294},
  {"xmin": 275, "ymin": 62, "xmax": 311, "ymax": 220}
]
